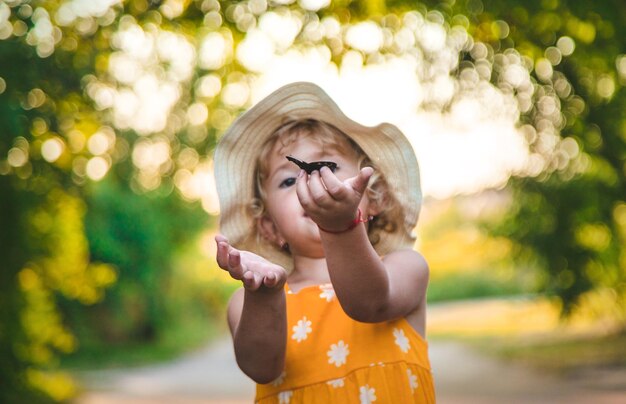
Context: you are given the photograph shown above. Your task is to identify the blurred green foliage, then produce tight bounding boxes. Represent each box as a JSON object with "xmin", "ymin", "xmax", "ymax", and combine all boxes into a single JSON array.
[
  {"xmin": 1, "ymin": 0, "xmax": 625, "ymax": 402},
  {"xmin": 427, "ymin": 271, "xmax": 528, "ymax": 303},
  {"xmin": 448, "ymin": 0, "xmax": 626, "ymax": 317},
  {"xmin": 81, "ymin": 178, "xmax": 208, "ymax": 343}
]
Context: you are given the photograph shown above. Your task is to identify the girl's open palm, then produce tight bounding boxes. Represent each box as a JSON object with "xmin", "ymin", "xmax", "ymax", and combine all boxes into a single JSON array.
[
  {"xmin": 296, "ymin": 166, "xmax": 373, "ymax": 232},
  {"xmin": 215, "ymin": 235, "xmax": 287, "ymax": 292}
]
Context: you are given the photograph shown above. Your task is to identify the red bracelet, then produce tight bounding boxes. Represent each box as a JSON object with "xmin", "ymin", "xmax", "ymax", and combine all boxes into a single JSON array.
[{"xmin": 318, "ymin": 208, "xmax": 372, "ymax": 234}]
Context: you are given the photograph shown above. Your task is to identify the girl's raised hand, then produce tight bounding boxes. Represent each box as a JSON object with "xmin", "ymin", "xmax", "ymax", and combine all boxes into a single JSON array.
[
  {"xmin": 296, "ymin": 166, "xmax": 374, "ymax": 233},
  {"xmin": 215, "ymin": 235, "xmax": 287, "ymax": 292}
]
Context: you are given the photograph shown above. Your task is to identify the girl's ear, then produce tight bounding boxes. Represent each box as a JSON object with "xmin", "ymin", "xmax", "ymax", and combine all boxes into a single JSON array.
[
  {"xmin": 366, "ymin": 200, "xmax": 382, "ymax": 218},
  {"xmin": 257, "ymin": 215, "xmax": 283, "ymax": 245},
  {"xmin": 365, "ymin": 192, "xmax": 384, "ymax": 218}
]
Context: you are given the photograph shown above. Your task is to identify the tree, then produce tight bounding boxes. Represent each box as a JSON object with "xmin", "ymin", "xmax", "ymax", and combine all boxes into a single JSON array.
[
  {"xmin": 0, "ymin": 1, "xmax": 211, "ymax": 401},
  {"xmin": 1, "ymin": 24, "xmax": 117, "ymax": 403},
  {"xmin": 444, "ymin": 0, "xmax": 626, "ymax": 317}
]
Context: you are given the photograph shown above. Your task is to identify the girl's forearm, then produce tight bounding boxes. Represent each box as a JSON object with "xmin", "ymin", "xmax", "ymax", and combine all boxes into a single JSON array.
[
  {"xmin": 321, "ymin": 225, "xmax": 391, "ymax": 322},
  {"xmin": 234, "ymin": 289, "xmax": 287, "ymax": 384}
]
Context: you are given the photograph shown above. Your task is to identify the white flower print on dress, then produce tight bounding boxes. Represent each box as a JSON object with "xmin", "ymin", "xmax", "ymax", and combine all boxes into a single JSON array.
[
  {"xmin": 319, "ymin": 284, "xmax": 335, "ymax": 302},
  {"xmin": 393, "ymin": 328, "xmax": 410, "ymax": 353},
  {"xmin": 326, "ymin": 378, "xmax": 345, "ymax": 388},
  {"xmin": 278, "ymin": 390, "xmax": 293, "ymax": 404},
  {"xmin": 272, "ymin": 370, "xmax": 286, "ymax": 386},
  {"xmin": 359, "ymin": 385, "xmax": 377, "ymax": 403},
  {"xmin": 407, "ymin": 368, "xmax": 419, "ymax": 392},
  {"xmin": 292, "ymin": 316, "xmax": 312, "ymax": 343},
  {"xmin": 327, "ymin": 340, "xmax": 349, "ymax": 367}
]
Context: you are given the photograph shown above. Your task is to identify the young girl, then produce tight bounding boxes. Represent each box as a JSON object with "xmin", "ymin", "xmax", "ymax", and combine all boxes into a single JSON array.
[{"xmin": 213, "ymin": 82, "xmax": 434, "ymax": 403}]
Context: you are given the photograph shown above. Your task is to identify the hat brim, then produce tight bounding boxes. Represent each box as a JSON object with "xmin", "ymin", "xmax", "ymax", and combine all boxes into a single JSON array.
[{"xmin": 214, "ymin": 82, "xmax": 421, "ymax": 269}]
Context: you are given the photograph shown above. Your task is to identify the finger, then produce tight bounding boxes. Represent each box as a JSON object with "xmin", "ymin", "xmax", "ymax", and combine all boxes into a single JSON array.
[
  {"xmin": 308, "ymin": 170, "xmax": 332, "ymax": 205},
  {"xmin": 349, "ymin": 167, "xmax": 374, "ymax": 195},
  {"xmin": 295, "ymin": 169, "xmax": 315, "ymax": 210},
  {"xmin": 215, "ymin": 234, "xmax": 229, "ymax": 244},
  {"xmin": 263, "ymin": 271, "xmax": 277, "ymax": 288},
  {"xmin": 242, "ymin": 270, "xmax": 258, "ymax": 290},
  {"xmin": 227, "ymin": 250, "xmax": 245, "ymax": 280},
  {"xmin": 243, "ymin": 270, "xmax": 262, "ymax": 291},
  {"xmin": 215, "ymin": 234, "xmax": 234, "ymax": 268},
  {"xmin": 215, "ymin": 240, "xmax": 229, "ymax": 269},
  {"xmin": 320, "ymin": 166, "xmax": 348, "ymax": 200}
]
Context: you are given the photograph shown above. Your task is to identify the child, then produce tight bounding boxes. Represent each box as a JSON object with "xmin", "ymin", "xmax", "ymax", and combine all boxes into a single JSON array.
[{"xmin": 213, "ymin": 82, "xmax": 434, "ymax": 403}]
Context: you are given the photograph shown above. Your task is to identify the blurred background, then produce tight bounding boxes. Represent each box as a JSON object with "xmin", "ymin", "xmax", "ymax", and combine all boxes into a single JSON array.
[{"xmin": 1, "ymin": 0, "xmax": 625, "ymax": 403}]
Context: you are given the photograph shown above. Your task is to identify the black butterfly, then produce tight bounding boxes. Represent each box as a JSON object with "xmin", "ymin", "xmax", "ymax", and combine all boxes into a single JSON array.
[{"xmin": 286, "ymin": 155, "xmax": 338, "ymax": 174}]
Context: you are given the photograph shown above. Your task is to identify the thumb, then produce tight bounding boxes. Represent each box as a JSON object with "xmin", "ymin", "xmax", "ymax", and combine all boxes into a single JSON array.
[{"xmin": 350, "ymin": 167, "xmax": 374, "ymax": 195}]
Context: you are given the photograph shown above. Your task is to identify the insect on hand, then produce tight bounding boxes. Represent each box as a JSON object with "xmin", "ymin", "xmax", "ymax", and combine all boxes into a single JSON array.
[{"xmin": 286, "ymin": 155, "xmax": 338, "ymax": 174}]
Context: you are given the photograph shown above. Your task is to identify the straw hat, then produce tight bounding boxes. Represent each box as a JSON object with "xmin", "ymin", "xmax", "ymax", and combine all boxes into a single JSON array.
[{"xmin": 213, "ymin": 82, "xmax": 421, "ymax": 269}]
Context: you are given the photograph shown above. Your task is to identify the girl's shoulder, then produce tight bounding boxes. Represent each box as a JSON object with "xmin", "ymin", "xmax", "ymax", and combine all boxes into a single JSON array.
[
  {"xmin": 383, "ymin": 248, "xmax": 429, "ymax": 275},
  {"xmin": 226, "ymin": 287, "xmax": 245, "ymax": 334},
  {"xmin": 228, "ymin": 286, "xmax": 245, "ymax": 302}
]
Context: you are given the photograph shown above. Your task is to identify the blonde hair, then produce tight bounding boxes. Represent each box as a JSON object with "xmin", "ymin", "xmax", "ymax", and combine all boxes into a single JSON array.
[{"xmin": 248, "ymin": 118, "xmax": 404, "ymax": 255}]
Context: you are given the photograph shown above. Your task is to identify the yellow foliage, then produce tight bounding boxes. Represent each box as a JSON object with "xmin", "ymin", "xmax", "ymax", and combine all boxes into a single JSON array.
[
  {"xmin": 18, "ymin": 266, "xmax": 78, "ymax": 363},
  {"xmin": 18, "ymin": 188, "xmax": 117, "ymax": 399},
  {"xmin": 428, "ymin": 298, "xmax": 561, "ymax": 337},
  {"xmin": 613, "ymin": 202, "xmax": 626, "ymax": 239},
  {"xmin": 18, "ymin": 267, "xmax": 41, "ymax": 291},
  {"xmin": 573, "ymin": 287, "xmax": 626, "ymax": 326},
  {"xmin": 566, "ymin": 18, "xmax": 596, "ymax": 44},
  {"xmin": 429, "ymin": 292, "xmax": 624, "ymax": 339},
  {"xmin": 364, "ymin": 0, "xmax": 386, "ymax": 16},
  {"xmin": 420, "ymin": 226, "xmax": 512, "ymax": 278},
  {"xmin": 575, "ymin": 222, "xmax": 612, "ymax": 252},
  {"xmin": 90, "ymin": 262, "xmax": 118, "ymax": 287},
  {"xmin": 26, "ymin": 369, "xmax": 77, "ymax": 402},
  {"xmin": 30, "ymin": 189, "xmax": 118, "ymax": 304}
]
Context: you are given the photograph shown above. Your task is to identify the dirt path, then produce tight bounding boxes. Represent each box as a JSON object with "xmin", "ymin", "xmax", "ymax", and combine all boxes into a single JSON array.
[
  {"xmin": 429, "ymin": 340, "xmax": 626, "ymax": 403},
  {"xmin": 75, "ymin": 337, "xmax": 254, "ymax": 403},
  {"xmin": 75, "ymin": 334, "xmax": 626, "ymax": 404}
]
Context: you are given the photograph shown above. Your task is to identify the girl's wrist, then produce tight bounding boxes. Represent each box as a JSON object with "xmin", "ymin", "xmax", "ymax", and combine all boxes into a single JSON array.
[
  {"xmin": 318, "ymin": 208, "xmax": 372, "ymax": 234},
  {"xmin": 242, "ymin": 287, "xmax": 286, "ymax": 314}
]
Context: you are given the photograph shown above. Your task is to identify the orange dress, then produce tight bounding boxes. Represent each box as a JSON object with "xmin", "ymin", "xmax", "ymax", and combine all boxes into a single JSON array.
[{"xmin": 255, "ymin": 283, "xmax": 436, "ymax": 403}]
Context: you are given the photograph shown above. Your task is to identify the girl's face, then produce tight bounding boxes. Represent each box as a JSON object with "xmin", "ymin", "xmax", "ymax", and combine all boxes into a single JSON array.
[{"xmin": 259, "ymin": 133, "xmax": 369, "ymax": 258}]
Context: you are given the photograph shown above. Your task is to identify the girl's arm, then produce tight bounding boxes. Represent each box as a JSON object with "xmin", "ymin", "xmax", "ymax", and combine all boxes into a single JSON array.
[
  {"xmin": 321, "ymin": 226, "xmax": 429, "ymax": 324},
  {"xmin": 227, "ymin": 287, "xmax": 287, "ymax": 384},
  {"xmin": 296, "ymin": 167, "xmax": 428, "ymax": 323},
  {"xmin": 216, "ymin": 236, "xmax": 287, "ymax": 384}
]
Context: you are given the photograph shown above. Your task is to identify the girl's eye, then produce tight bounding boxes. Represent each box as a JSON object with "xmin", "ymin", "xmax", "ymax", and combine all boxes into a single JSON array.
[{"xmin": 279, "ymin": 177, "xmax": 296, "ymax": 188}]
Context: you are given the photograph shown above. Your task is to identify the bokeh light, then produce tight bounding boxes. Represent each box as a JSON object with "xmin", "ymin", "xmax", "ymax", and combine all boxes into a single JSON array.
[
  {"xmin": 556, "ymin": 36, "xmax": 576, "ymax": 56},
  {"xmin": 1, "ymin": 1, "xmax": 592, "ymax": 204},
  {"xmin": 195, "ymin": 74, "xmax": 222, "ymax": 98},
  {"xmin": 85, "ymin": 156, "xmax": 109, "ymax": 180},
  {"xmin": 345, "ymin": 22, "xmax": 384, "ymax": 53},
  {"xmin": 238, "ymin": 9, "xmax": 534, "ymax": 199},
  {"xmin": 41, "ymin": 138, "xmax": 65, "ymax": 162},
  {"xmin": 8, "ymin": 146, "xmax": 28, "ymax": 167},
  {"xmin": 198, "ymin": 31, "xmax": 231, "ymax": 70}
]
